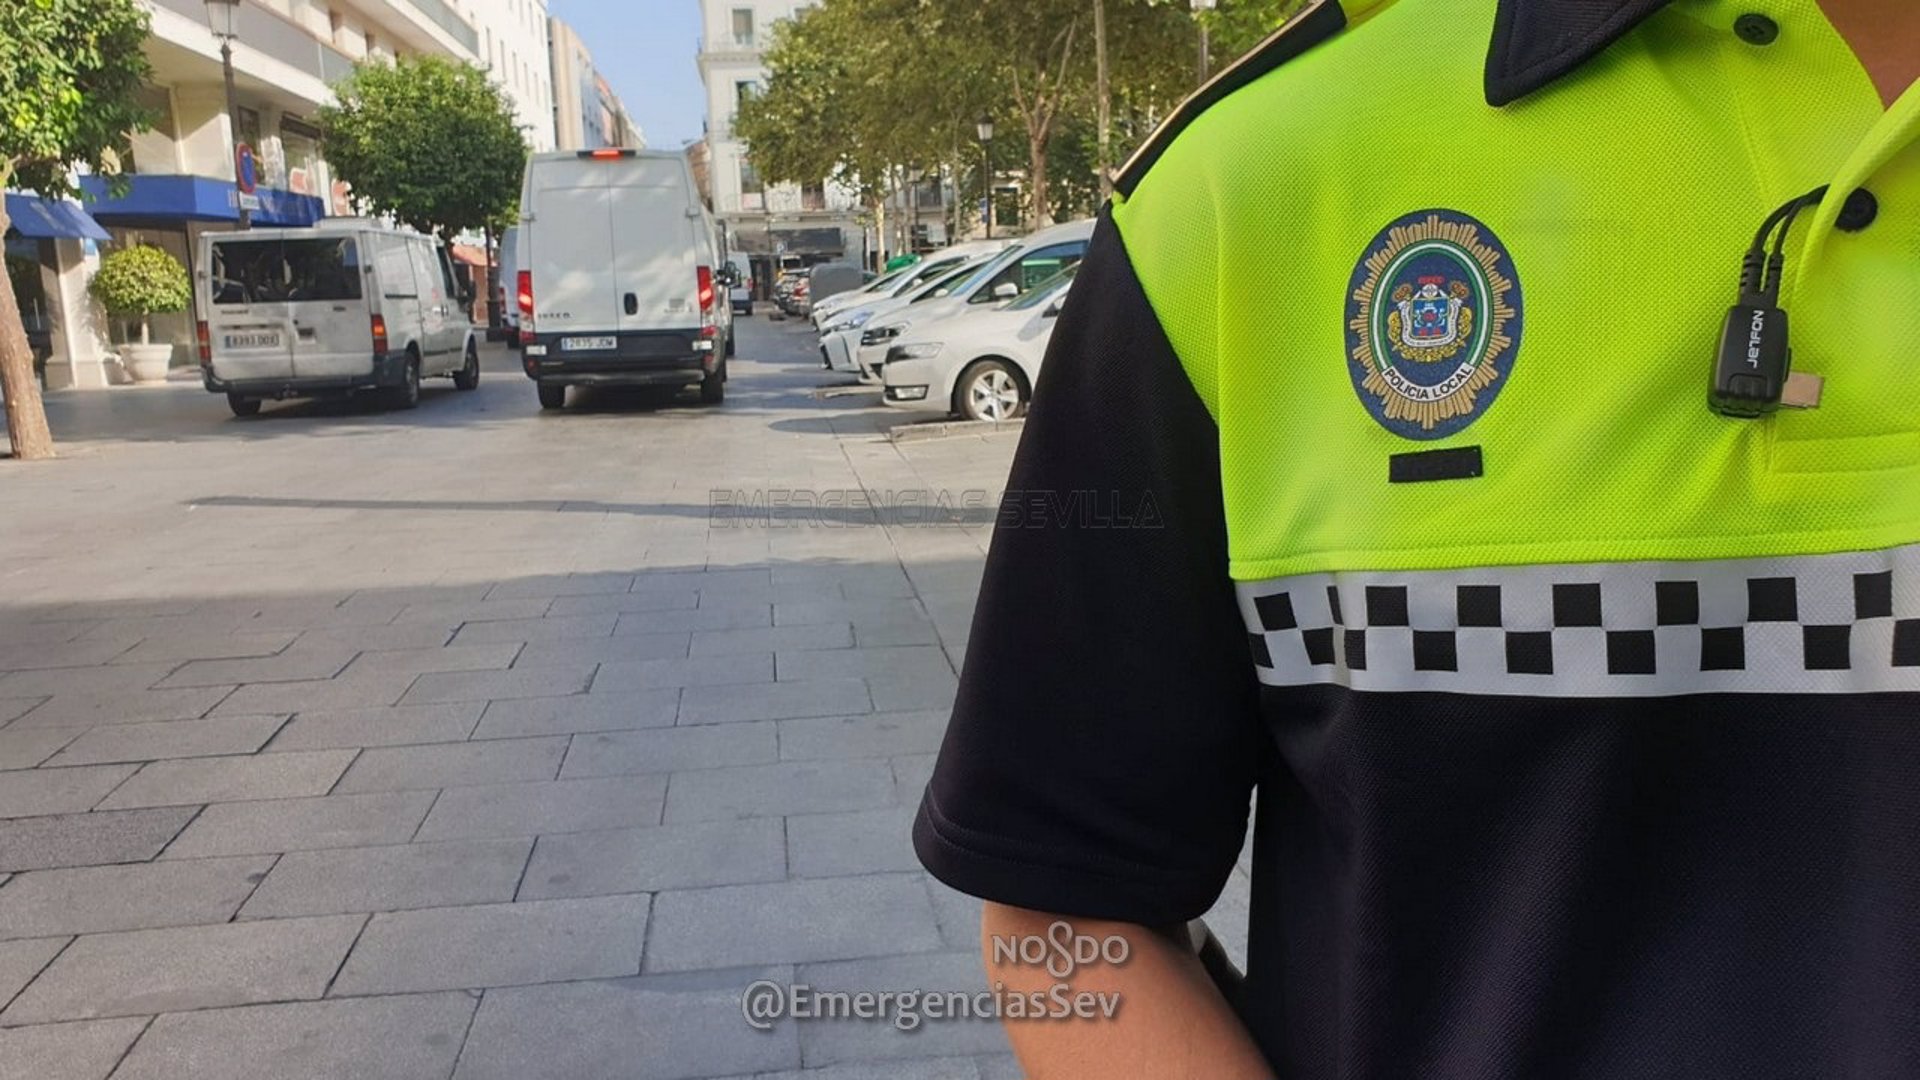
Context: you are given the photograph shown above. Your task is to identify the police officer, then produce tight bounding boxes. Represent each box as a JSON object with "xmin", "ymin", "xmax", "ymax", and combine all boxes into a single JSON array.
[{"xmin": 913, "ymin": 0, "xmax": 1919, "ymax": 1076}]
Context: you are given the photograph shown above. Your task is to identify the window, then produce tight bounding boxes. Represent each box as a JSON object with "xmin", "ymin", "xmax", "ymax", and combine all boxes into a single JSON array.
[
  {"xmin": 739, "ymin": 159, "xmax": 765, "ymax": 211},
  {"xmin": 731, "ymin": 8, "xmax": 754, "ymax": 46},
  {"xmin": 971, "ymin": 242, "xmax": 1088, "ymax": 304},
  {"xmin": 735, "ymin": 80, "xmax": 757, "ymax": 108},
  {"xmin": 209, "ymin": 239, "xmax": 363, "ymax": 305}
]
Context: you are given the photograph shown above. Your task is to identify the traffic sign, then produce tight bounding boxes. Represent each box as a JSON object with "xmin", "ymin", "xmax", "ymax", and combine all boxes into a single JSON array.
[{"xmin": 235, "ymin": 143, "xmax": 258, "ymax": 196}]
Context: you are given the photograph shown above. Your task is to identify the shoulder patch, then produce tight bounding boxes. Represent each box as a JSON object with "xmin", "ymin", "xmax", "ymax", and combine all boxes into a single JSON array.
[{"xmin": 1113, "ymin": 0, "xmax": 1350, "ymax": 198}]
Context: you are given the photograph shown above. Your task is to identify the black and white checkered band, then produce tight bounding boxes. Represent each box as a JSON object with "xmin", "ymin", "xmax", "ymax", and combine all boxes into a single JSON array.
[{"xmin": 1238, "ymin": 543, "xmax": 1920, "ymax": 697}]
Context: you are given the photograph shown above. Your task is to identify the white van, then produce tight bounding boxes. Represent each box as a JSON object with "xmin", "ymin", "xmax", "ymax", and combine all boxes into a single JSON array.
[
  {"xmin": 517, "ymin": 149, "xmax": 735, "ymax": 409},
  {"xmin": 498, "ymin": 225, "xmax": 521, "ymax": 346},
  {"xmin": 197, "ymin": 220, "xmax": 478, "ymax": 417}
]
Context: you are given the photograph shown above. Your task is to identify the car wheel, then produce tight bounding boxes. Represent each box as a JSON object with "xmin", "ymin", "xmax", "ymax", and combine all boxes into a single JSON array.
[
  {"xmin": 227, "ymin": 393, "xmax": 262, "ymax": 418},
  {"xmin": 700, "ymin": 361, "xmax": 726, "ymax": 405},
  {"xmin": 725, "ymin": 332, "xmax": 737, "ymax": 359},
  {"xmin": 386, "ymin": 353, "xmax": 421, "ymax": 410},
  {"xmin": 956, "ymin": 359, "xmax": 1026, "ymax": 423},
  {"xmin": 453, "ymin": 342, "xmax": 480, "ymax": 390},
  {"xmin": 538, "ymin": 383, "xmax": 566, "ymax": 410}
]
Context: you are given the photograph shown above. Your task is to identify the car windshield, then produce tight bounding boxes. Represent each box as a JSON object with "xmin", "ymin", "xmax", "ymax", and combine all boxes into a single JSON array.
[
  {"xmin": 892, "ymin": 258, "xmax": 965, "ymax": 295},
  {"xmin": 211, "ymin": 238, "xmax": 363, "ymax": 304},
  {"xmin": 1006, "ymin": 264, "xmax": 1079, "ymax": 311},
  {"xmin": 907, "ymin": 259, "xmax": 991, "ymax": 303},
  {"xmin": 942, "ymin": 243, "xmax": 1033, "ymax": 302}
]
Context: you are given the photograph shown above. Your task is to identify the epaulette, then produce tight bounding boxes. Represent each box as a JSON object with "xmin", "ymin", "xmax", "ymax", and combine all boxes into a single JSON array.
[{"xmin": 1113, "ymin": 0, "xmax": 1350, "ymax": 198}]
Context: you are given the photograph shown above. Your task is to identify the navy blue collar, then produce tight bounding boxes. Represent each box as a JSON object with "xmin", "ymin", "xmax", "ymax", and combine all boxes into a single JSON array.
[{"xmin": 1486, "ymin": 0, "xmax": 1678, "ymax": 105}]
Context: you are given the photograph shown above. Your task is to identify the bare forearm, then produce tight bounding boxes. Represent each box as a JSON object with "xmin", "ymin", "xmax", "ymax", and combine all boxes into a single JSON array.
[{"xmin": 981, "ymin": 902, "xmax": 1272, "ymax": 1079}]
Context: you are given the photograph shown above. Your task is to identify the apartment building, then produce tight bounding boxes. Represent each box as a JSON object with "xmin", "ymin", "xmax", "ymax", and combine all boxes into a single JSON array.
[
  {"xmin": 458, "ymin": 0, "xmax": 557, "ymax": 151},
  {"xmin": 549, "ymin": 17, "xmax": 644, "ymax": 151}
]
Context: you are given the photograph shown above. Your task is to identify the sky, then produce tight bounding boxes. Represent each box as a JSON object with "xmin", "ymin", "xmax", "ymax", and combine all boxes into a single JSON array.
[{"xmin": 549, "ymin": 0, "xmax": 709, "ymax": 149}]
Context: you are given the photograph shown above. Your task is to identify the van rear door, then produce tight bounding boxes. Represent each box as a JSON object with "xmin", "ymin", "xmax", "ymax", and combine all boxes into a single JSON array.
[
  {"xmin": 206, "ymin": 235, "xmax": 371, "ymax": 383},
  {"xmin": 608, "ymin": 157, "xmax": 702, "ymax": 334},
  {"xmin": 528, "ymin": 157, "xmax": 619, "ymax": 338},
  {"xmin": 206, "ymin": 236, "xmax": 298, "ymax": 382}
]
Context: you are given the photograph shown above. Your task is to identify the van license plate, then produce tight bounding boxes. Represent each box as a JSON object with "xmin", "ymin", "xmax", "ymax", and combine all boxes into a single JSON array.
[
  {"xmin": 562, "ymin": 336, "xmax": 617, "ymax": 352},
  {"xmin": 224, "ymin": 332, "xmax": 282, "ymax": 350}
]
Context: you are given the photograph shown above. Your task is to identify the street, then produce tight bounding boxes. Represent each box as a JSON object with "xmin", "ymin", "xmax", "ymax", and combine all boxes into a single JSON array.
[{"xmin": 0, "ymin": 315, "xmax": 1250, "ymax": 1080}]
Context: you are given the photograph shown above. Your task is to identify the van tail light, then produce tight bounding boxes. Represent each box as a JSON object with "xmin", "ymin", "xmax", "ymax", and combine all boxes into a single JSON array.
[
  {"xmin": 196, "ymin": 321, "xmax": 211, "ymax": 366},
  {"xmin": 517, "ymin": 270, "xmax": 535, "ymax": 344},
  {"xmin": 697, "ymin": 266, "xmax": 716, "ymax": 321},
  {"xmin": 371, "ymin": 314, "xmax": 389, "ymax": 356}
]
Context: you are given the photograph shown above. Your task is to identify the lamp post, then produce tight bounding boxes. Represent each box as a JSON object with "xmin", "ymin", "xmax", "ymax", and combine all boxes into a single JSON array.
[
  {"xmin": 975, "ymin": 115, "xmax": 995, "ymax": 240},
  {"xmin": 203, "ymin": 0, "xmax": 250, "ymax": 229},
  {"xmin": 1191, "ymin": 0, "xmax": 1216, "ymax": 86}
]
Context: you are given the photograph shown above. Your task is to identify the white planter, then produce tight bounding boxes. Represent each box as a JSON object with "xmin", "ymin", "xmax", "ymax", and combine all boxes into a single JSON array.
[{"xmin": 122, "ymin": 343, "xmax": 175, "ymax": 383}]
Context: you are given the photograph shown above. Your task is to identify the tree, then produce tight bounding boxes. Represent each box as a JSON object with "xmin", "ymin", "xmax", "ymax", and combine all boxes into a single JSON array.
[
  {"xmin": 88, "ymin": 244, "xmax": 190, "ymax": 347},
  {"xmin": 0, "ymin": 0, "xmax": 153, "ymax": 461},
  {"xmin": 317, "ymin": 56, "xmax": 527, "ymax": 241}
]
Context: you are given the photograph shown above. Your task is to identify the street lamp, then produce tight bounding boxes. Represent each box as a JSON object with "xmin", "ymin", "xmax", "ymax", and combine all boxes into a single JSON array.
[
  {"xmin": 1191, "ymin": 0, "xmax": 1216, "ymax": 85},
  {"xmin": 975, "ymin": 115, "xmax": 995, "ymax": 240},
  {"xmin": 203, "ymin": 0, "xmax": 250, "ymax": 229}
]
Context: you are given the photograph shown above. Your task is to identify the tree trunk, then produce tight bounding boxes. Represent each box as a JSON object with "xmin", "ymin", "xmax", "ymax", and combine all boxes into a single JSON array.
[
  {"xmin": 140, "ymin": 316, "xmax": 150, "ymax": 345},
  {"xmin": 1094, "ymin": 0, "xmax": 1113, "ymax": 201},
  {"xmin": 1028, "ymin": 128, "xmax": 1054, "ymax": 229},
  {"xmin": 0, "ymin": 204, "xmax": 57, "ymax": 461}
]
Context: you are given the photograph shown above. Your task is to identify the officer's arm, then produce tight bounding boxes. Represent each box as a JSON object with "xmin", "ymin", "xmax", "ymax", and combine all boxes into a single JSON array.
[{"xmin": 983, "ymin": 903, "xmax": 1272, "ymax": 1079}]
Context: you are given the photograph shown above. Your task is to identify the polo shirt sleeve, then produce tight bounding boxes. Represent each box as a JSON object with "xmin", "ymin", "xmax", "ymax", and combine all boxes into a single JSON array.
[{"xmin": 912, "ymin": 208, "xmax": 1266, "ymax": 927}]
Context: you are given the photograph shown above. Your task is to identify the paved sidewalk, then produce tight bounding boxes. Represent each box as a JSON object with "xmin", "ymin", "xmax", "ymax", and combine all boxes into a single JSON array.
[{"xmin": 0, "ymin": 320, "xmax": 1250, "ymax": 1079}]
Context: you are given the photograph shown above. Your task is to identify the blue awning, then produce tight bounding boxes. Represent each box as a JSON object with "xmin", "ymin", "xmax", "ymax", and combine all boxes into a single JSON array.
[
  {"xmin": 77, "ymin": 175, "xmax": 326, "ymax": 228},
  {"xmin": 4, "ymin": 193, "xmax": 112, "ymax": 241}
]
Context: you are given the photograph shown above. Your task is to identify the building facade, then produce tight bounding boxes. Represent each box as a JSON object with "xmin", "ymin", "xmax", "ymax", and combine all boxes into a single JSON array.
[
  {"xmin": 548, "ymin": 17, "xmax": 644, "ymax": 152},
  {"xmin": 6, "ymin": 0, "xmax": 489, "ymax": 389},
  {"xmin": 456, "ymin": 0, "xmax": 556, "ymax": 151},
  {"xmin": 696, "ymin": 0, "xmax": 864, "ymax": 287}
]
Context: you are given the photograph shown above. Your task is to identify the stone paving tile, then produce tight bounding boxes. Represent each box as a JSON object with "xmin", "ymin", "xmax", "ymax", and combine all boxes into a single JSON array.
[
  {"xmin": 591, "ymin": 653, "xmax": 774, "ymax": 692},
  {"xmin": 98, "ymin": 750, "xmax": 356, "ymax": 810},
  {"xmin": 162, "ymin": 791, "xmax": 437, "ymax": 859},
  {"xmin": 0, "ymin": 765, "xmax": 139, "ymax": 819},
  {"xmin": 293, "ymin": 621, "xmax": 462, "ymax": 653},
  {"xmin": 633, "ymin": 568, "xmax": 771, "ymax": 595},
  {"xmin": 647, "ymin": 874, "xmax": 942, "ymax": 972},
  {"xmin": 922, "ymin": 876, "xmax": 985, "ymax": 953},
  {"xmin": 107, "ymin": 631, "xmax": 298, "ymax": 667},
  {"xmin": 109, "ymin": 992, "xmax": 477, "ymax": 1080},
  {"xmin": 45, "ymin": 715, "xmax": 286, "ymax": 767},
  {"xmin": 545, "ymin": 590, "xmax": 699, "ymax": 617},
  {"xmin": 0, "ymin": 914, "xmax": 365, "ymax": 1024},
  {"xmin": 560, "ymin": 723, "xmax": 778, "ymax": 780},
  {"xmin": 690, "ymin": 624, "xmax": 853, "ymax": 658},
  {"xmin": 390, "ymin": 597, "xmax": 552, "ymax": 626},
  {"xmin": 867, "ymin": 671, "xmax": 961, "ymax": 713},
  {"xmin": 678, "ymin": 679, "xmax": 873, "ymax": 726},
  {"xmin": 474, "ymin": 689, "xmax": 679, "ymax": 739},
  {"xmin": 973, "ymin": 1054, "xmax": 1024, "ymax": 1079},
  {"xmin": 666, "ymin": 760, "xmax": 896, "ymax": 823},
  {"xmin": 612, "ymin": 605, "xmax": 774, "ymax": 636},
  {"xmin": 0, "ymin": 618, "xmax": 94, "ymax": 647},
  {"xmin": 851, "ymin": 620, "xmax": 944, "ymax": 648},
  {"xmin": 0, "ymin": 728, "xmax": 77, "ymax": 771},
  {"xmin": 0, "ymin": 937, "xmax": 68, "ymax": 1010},
  {"xmin": 786, "ymin": 806, "xmax": 921, "ymax": 879},
  {"xmin": 211, "ymin": 672, "xmax": 416, "ymax": 717},
  {"xmin": 0, "ymin": 806, "xmax": 198, "ymax": 872},
  {"xmin": 331, "ymin": 894, "xmax": 649, "ymax": 996},
  {"xmin": 0, "ymin": 1017, "xmax": 150, "ymax": 1080},
  {"xmin": 0, "ymin": 638, "xmax": 138, "ymax": 673},
  {"xmin": 778, "ymin": 711, "xmax": 949, "ymax": 762},
  {"xmin": 156, "ymin": 645, "xmax": 359, "ymax": 690},
  {"xmin": 513, "ymin": 632, "xmax": 691, "ymax": 670},
  {"xmin": 238, "ymin": 838, "xmax": 531, "ymax": 918},
  {"xmin": 399, "ymin": 664, "xmax": 595, "ymax": 706},
  {"xmin": 520, "ymin": 818, "xmax": 786, "ymax": 900},
  {"xmin": 6, "ymin": 687, "xmax": 232, "ymax": 729},
  {"xmin": 266, "ymin": 702, "xmax": 482, "ymax": 752},
  {"xmin": 794, "ymin": 952, "xmax": 1012, "ymax": 1068},
  {"xmin": 414, "ymin": 775, "xmax": 669, "ymax": 841},
  {"xmin": 0, "ymin": 855, "xmax": 274, "ymax": 939},
  {"xmin": 772, "ymin": 646, "xmax": 953, "ymax": 684},
  {"xmin": 484, "ymin": 573, "xmax": 636, "ymax": 600},
  {"xmin": 452, "ymin": 970, "xmax": 801, "ymax": 1080},
  {"xmin": 0, "ymin": 663, "xmax": 178, "ymax": 699},
  {"xmin": 332, "ymin": 737, "xmax": 566, "ymax": 793},
  {"xmin": 450, "ymin": 614, "xmax": 618, "ymax": 646},
  {"xmin": 891, "ymin": 753, "xmax": 939, "ymax": 805},
  {"xmin": 772, "ymin": 598, "xmax": 928, "ymax": 628},
  {"xmin": 337, "ymin": 643, "xmax": 523, "ymax": 679},
  {"xmin": 711, "ymin": 1059, "xmax": 986, "ymax": 1080}
]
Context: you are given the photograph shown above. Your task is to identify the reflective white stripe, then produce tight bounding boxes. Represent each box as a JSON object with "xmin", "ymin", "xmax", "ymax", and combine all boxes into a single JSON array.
[{"xmin": 1238, "ymin": 543, "xmax": 1920, "ymax": 698}]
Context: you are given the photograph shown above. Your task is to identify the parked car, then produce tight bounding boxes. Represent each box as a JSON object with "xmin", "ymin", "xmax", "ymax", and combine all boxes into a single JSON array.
[
  {"xmin": 817, "ymin": 257, "xmax": 995, "ymax": 377},
  {"xmin": 882, "ymin": 263, "xmax": 1078, "ymax": 419},
  {"xmin": 725, "ymin": 254, "xmax": 753, "ymax": 316},
  {"xmin": 808, "ymin": 263, "xmax": 866, "ymax": 311},
  {"xmin": 497, "ymin": 225, "xmax": 521, "ymax": 347},
  {"xmin": 516, "ymin": 148, "xmax": 734, "ymax": 409},
  {"xmin": 853, "ymin": 218, "xmax": 1094, "ymax": 381},
  {"xmin": 196, "ymin": 219, "xmax": 478, "ymax": 417},
  {"xmin": 812, "ymin": 240, "xmax": 1008, "ymax": 329}
]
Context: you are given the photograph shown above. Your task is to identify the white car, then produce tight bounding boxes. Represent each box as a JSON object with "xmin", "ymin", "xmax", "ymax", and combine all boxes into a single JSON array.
[
  {"xmin": 818, "ymin": 257, "xmax": 995, "ymax": 378},
  {"xmin": 812, "ymin": 240, "xmax": 1007, "ymax": 328},
  {"xmin": 853, "ymin": 218, "xmax": 1094, "ymax": 381},
  {"xmin": 881, "ymin": 264, "xmax": 1077, "ymax": 420}
]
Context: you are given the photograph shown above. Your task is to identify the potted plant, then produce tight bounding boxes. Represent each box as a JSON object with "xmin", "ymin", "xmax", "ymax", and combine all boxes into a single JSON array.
[{"xmin": 89, "ymin": 244, "xmax": 192, "ymax": 383}]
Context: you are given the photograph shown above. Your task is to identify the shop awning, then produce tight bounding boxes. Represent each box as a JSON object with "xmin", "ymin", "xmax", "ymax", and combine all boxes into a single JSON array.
[
  {"xmin": 77, "ymin": 175, "xmax": 326, "ymax": 228},
  {"xmin": 4, "ymin": 193, "xmax": 112, "ymax": 242}
]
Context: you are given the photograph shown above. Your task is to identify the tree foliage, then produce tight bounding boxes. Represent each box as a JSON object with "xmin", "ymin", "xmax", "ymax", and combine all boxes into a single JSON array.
[
  {"xmin": 318, "ymin": 56, "xmax": 527, "ymax": 239},
  {"xmin": 88, "ymin": 245, "xmax": 191, "ymax": 318},
  {"xmin": 0, "ymin": 0, "xmax": 155, "ymax": 461}
]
